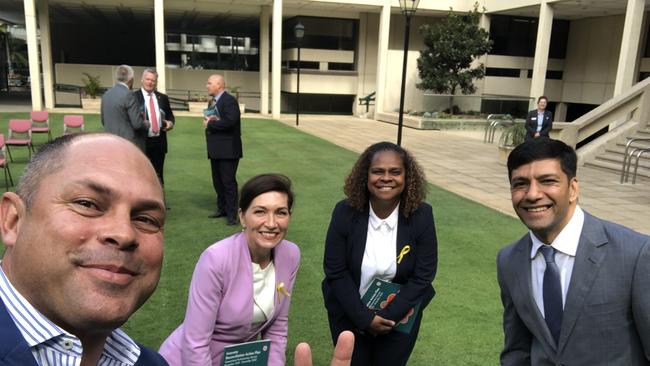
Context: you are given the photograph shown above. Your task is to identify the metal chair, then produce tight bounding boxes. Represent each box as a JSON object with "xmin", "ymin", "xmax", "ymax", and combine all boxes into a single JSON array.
[
  {"xmin": 30, "ymin": 110, "xmax": 52, "ymax": 142},
  {"xmin": 5, "ymin": 119, "xmax": 34, "ymax": 162},
  {"xmin": 63, "ymin": 115, "xmax": 85, "ymax": 135},
  {"xmin": 0, "ymin": 134, "xmax": 14, "ymax": 191}
]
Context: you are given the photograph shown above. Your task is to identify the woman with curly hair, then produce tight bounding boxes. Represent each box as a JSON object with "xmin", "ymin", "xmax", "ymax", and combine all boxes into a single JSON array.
[{"xmin": 322, "ymin": 141, "xmax": 438, "ymax": 366}]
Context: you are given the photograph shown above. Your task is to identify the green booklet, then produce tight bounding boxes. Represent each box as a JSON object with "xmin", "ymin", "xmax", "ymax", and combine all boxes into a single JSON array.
[
  {"xmin": 221, "ymin": 339, "xmax": 270, "ymax": 366},
  {"xmin": 204, "ymin": 107, "xmax": 220, "ymax": 119},
  {"xmin": 361, "ymin": 278, "xmax": 421, "ymax": 334}
]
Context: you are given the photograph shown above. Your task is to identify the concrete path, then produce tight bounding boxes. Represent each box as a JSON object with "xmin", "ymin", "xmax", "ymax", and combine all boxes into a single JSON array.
[{"xmin": 278, "ymin": 115, "xmax": 650, "ymax": 235}]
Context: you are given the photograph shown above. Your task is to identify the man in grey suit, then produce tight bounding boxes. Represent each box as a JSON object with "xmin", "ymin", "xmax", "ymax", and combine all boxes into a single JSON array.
[
  {"xmin": 497, "ymin": 138, "xmax": 650, "ymax": 365},
  {"xmin": 101, "ymin": 65, "xmax": 149, "ymax": 151}
]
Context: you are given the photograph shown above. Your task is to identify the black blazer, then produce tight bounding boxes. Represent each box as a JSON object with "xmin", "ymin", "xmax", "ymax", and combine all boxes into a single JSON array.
[
  {"xmin": 133, "ymin": 90, "xmax": 175, "ymax": 153},
  {"xmin": 205, "ymin": 91, "xmax": 243, "ymax": 160},
  {"xmin": 524, "ymin": 109, "xmax": 553, "ymax": 141},
  {"xmin": 322, "ymin": 200, "xmax": 438, "ymax": 337}
]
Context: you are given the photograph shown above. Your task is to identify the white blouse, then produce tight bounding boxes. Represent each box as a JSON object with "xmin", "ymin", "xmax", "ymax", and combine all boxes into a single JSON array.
[
  {"xmin": 252, "ymin": 261, "xmax": 276, "ymax": 325},
  {"xmin": 359, "ymin": 203, "xmax": 398, "ymax": 296}
]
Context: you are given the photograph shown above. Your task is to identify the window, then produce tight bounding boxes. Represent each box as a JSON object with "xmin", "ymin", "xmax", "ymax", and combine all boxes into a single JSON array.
[
  {"xmin": 486, "ymin": 68, "xmax": 520, "ymax": 77},
  {"xmin": 526, "ymin": 69, "xmax": 563, "ymax": 79},
  {"xmin": 489, "ymin": 15, "xmax": 569, "ymax": 59}
]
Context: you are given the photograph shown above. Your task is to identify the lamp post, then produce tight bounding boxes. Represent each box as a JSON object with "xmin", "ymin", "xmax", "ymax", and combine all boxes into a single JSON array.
[
  {"xmin": 294, "ymin": 22, "xmax": 305, "ymax": 126},
  {"xmin": 396, "ymin": 0, "xmax": 420, "ymax": 146}
]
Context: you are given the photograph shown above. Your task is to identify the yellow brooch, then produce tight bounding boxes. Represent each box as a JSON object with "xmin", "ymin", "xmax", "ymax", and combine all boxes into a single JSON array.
[
  {"xmin": 397, "ymin": 245, "xmax": 411, "ymax": 264},
  {"xmin": 277, "ymin": 282, "xmax": 291, "ymax": 303}
]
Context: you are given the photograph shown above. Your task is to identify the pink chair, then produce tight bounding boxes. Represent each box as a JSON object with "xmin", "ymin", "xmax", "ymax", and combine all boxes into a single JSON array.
[
  {"xmin": 63, "ymin": 115, "xmax": 85, "ymax": 135},
  {"xmin": 6, "ymin": 119, "xmax": 34, "ymax": 162},
  {"xmin": 30, "ymin": 110, "xmax": 52, "ymax": 142},
  {"xmin": 0, "ymin": 134, "xmax": 14, "ymax": 191}
]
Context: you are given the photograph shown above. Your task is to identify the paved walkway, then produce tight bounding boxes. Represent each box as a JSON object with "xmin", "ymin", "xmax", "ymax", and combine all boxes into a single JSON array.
[{"xmin": 278, "ymin": 115, "xmax": 650, "ymax": 235}]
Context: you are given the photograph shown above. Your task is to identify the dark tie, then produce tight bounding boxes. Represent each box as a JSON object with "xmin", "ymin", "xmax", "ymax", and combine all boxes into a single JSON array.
[
  {"xmin": 149, "ymin": 93, "xmax": 159, "ymax": 134},
  {"xmin": 539, "ymin": 245, "xmax": 563, "ymax": 344}
]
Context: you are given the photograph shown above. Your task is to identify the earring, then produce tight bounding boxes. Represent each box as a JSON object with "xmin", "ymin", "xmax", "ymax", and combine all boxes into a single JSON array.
[{"xmin": 241, "ymin": 226, "xmax": 246, "ymax": 232}]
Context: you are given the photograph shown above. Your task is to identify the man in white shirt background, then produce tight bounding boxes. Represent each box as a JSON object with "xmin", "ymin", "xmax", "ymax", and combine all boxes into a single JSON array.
[{"xmin": 496, "ymin": 138, "xmax": 650, "ymax": 365}]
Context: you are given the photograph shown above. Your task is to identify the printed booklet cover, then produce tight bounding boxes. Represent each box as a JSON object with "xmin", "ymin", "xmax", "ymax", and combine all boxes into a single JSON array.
[
  {"xmin": 221, "ymin": 339, "xmax": 270, "ymax": 366},
  {"xmin": 361, "ymin": 278, "xmax": 420, "ymax": 334}
]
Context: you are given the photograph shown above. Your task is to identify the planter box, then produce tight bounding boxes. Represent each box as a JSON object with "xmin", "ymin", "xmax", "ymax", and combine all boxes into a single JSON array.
[
  {"xmin": 188, "ymin": 101, "xmax": 207, "ymax": 113},
  {"xmin": 81, "ymin": 98, "xmax": 101, "ymax": 110}
]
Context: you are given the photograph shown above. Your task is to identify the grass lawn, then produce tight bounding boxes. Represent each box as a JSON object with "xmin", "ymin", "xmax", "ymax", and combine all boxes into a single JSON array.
[{"xmin": 0, "ymin": 112, "xmax": 527, "ymax": 365}]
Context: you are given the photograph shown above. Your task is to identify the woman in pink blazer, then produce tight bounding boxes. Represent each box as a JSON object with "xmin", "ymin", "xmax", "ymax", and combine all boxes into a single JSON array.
[{"xmin": 160, "ymin": 174, "xmax": 301, "ymax": 365}]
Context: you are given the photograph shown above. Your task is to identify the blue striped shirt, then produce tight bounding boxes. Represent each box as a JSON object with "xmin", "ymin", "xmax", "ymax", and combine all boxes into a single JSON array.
[{"xmin": 0, "ymin": 265, "xmax": 141, "ymax": 366}]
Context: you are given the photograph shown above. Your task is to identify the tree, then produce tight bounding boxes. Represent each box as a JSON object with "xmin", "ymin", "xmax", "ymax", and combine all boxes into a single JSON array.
[{"xmin": 416, "ymin": 3, "xmax": 492, "ymax": 113}]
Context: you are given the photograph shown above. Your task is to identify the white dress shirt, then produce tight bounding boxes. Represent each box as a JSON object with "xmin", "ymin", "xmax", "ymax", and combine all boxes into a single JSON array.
[
  {"xmin": 141, "ymin": 88, "xmax": 161, "ymax": 137},
  {"xmin": 530, "ymin": 206, "xmax": 584, "ymax": 317},
  {"xmin": 536, "ymin": 110, "xmax": 545, "ymax": 132},
  {"xmin": 359, "ymin": 203, "xmax": 398, "ymax": 296},
  {"xmin": 252, "ymin": 261, "xmax": 276, "ymax": 325},
  {"xmin": 0, "ymin": 264, "xmax": 141, "ymax": 366}
]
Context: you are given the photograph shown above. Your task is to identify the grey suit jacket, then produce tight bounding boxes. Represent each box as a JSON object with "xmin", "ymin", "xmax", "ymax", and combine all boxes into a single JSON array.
[
  {"xmin": 497, "ymin": 213, "xmax": 650, "ymax": 365},
  {"xmin": 101, "ymin": 83, "xmax": 148, "ymax": 151}
]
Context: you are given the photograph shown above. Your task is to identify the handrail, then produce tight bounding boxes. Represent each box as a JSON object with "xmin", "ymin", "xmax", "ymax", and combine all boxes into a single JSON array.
[
  {"xmin": 620, "ymin": 137, "xmax": 650, "ymax": 183},
  {"xmin": 358, "ymin": 91, "xmax": 375, "ymax": 113},
  {"xmin": 484, "ymin": 114, "xmax": 514, "ymax": 144},
  {"xmin": 631, "ymin": 149, "xmax": 650, "ymax": 184}
]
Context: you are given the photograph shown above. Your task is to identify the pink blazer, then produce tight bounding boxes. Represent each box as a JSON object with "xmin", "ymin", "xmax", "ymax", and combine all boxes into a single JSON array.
[{"xmin": 159, "ymin": 232, "xmax": 300, "ymax": 365}]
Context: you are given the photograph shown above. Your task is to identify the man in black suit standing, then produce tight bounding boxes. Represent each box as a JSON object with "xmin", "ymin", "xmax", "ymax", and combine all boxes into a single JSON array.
[
  {"xmin": 525, "ymin": 96, "xmax": 553, "ymax": 141},
  {"xmin": 134, "ymin": 68, "xmax": 174, "ymax": 191},
  {"xmin": 203, "ymin": 74, "xmax": 242, "ymax": 225}
]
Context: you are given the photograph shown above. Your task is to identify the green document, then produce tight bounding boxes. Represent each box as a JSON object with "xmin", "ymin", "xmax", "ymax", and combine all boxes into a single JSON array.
[
  {"xmin": 203, "ymin": 107, "xmax": 220, "ymax": 119},
  {"xmin": 221, "ymin": 339, "xmax": 270, "ymax": 366},
  {"xmin": 361, "ymin": 278, "xmax": 421, "ymax": 334}
]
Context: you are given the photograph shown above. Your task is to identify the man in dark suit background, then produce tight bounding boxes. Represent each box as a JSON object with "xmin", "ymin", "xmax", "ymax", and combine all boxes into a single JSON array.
[
  {"xmin": 203, "ymin": 74, "xmax": 242, "ymax": 225},
  {"xmin": 524, "ymin": 96, "xmax": 553, "ymax": 141},
  {"xmin": 497, "ymin": 138, "xmax": 650, "ymax": 365},
  {"xmin": 134, "ymin": 68, "xmax": 174, "ymax": 189},
  {"xmin": 101, "ymin": 65, "xmax": 149, "ymax": 151}
]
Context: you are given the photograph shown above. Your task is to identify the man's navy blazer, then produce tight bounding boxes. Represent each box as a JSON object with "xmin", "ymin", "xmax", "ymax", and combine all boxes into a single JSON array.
[
  {"xmin": 0, "ymin": 299, "xmax": 168, "ymax": 365},
  {"xmin": 524, "ymin": 109, "xmax": 553, "ymax": 141},
  {"xmin": 204, "ymin": 91, "xmax": 242, "ymax": 160},
  {"xmin": 322, "ymin": 200, "xmax": 438, "ymax": 339}
]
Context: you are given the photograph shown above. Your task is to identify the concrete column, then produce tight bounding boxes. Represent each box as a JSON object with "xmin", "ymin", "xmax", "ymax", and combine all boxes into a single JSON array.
[
  {"xmin": 260, "ymin": 6, "xmax": 270, "ymax": 115},
  {"xmin": 554, "ymin": 102, "xmax": 568, "ymax": 122},
  {"xmin": 37, "ymin": 0, "xmax": 54, "ymax": 109},
  {"xmin": 24, "ymin": 0, "xmax": 42, "ymax": 110},
  {"xmin": 354, "ymin": 12, "xmax": 368, "ymax": 116},
  {"xmin": 614, "ymin": 0, "xmax": 644, "ymax": 96},
  {"xmin": 154, "ymin": 0, "xmax": 166, "ymax": 92},
  {"xmin": 374, "ymin": 1, "xmax": 390, "ymax": 115},
  {"xmin": 529, "ymin": 1, "xmax": 553, "ymax": 109},
  {"xmin": 271, "ymin": 0, "xmax": 282, "ymax": 118},
  {"xmin": 479, "ymin": 13, "xmax": 490, "ymax": 32}
]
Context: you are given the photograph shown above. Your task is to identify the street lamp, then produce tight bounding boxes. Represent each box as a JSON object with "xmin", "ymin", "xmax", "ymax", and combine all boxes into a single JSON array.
[
  {"xmin": 396, "ymin": 0, "xmax": 420, "ymax": 146},
  {"xmin": 294, "ymin": 21, "xmax": 305, "ymax": 126}
]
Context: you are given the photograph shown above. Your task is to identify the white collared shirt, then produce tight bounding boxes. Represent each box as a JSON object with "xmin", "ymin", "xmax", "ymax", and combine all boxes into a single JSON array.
[
  {"xmin": 141, "ymin": 88, "xmax": 161, "ymax": 137},
  {"xmin": 252, "ymin": 261, "xmax": 276, "ymax": 325},
  {"xmin": 0, "ymin": 264, "xmax": 141, "ymax": 366},
  {"xmin": 359, "ymin": 203, "xmax": 398, "ymax": 296},
  {"xmin": 530, "ymin": 206, "xmax": 585, "ymax": 317},
  {"xmin": 536, "ymin": 110, "xmax": 545, "ymax": 132}
]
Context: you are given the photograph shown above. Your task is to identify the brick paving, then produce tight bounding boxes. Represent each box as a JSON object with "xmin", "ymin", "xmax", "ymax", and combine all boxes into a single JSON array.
[{"xmin": 278, "ymin": 115, "xmax": 650, "ymax": 235}]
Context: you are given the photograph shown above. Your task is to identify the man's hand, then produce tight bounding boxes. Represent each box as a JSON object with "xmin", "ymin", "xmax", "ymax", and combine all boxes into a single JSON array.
[
  {"xmin": 534, "ymin": 132, "xmax": 540, "ymax": 138},
  {"xmin": 164, "ymin": 120, "xmax": 174, "ymax": 131},
  {"xmin": 294, "ymin": 331, "xmax": 354, "ymax": 366},
  {"xmin": 367, "ymin": 315, "xmax": 395, "ymax": 336},
  {"xmin": 203, "ymin": 115, "xmax": 218, "ymax": 129}
]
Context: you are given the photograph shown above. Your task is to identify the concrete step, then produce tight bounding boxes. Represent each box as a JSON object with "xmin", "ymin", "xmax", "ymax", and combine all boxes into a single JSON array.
[{"xmin": 598, "ymin": 150, "xmax": 650, "ymax": 169}]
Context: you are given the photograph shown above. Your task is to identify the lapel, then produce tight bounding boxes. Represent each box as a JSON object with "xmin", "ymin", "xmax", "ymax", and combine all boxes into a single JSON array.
[
  {"xmin": 394, "ymin": 211, "xmax": 410, "ymax": 277},
  {"xmin": 0, "ymin": 300, "xmax": 39, "ymax": 366},
  {"xmin": 351, "ymin": 207, "xmax": 370, "ymax": 282},
  {"xmin": 512, "ymin": 236, "xmax": 558, "ymax": 353},
  {"xmin": 557, "ymin": 214, "xmax": 607, "ymax": 353}
]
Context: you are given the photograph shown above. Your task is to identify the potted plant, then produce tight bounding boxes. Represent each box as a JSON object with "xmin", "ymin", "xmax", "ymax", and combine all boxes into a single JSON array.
[
  {"xmin": 497, "ymin": 122, "xmax": 526, "ymax": 165},
  {"xmin": 81, "ymin": 73, "xmax": 102, "ymax": 110},
  {"xmin": 228, "ymin": 86, "xmax": 245, "ymax": 113},
  {"xmin": 187, "ymin": 93, "xmax": 209, "ymax": 113}
]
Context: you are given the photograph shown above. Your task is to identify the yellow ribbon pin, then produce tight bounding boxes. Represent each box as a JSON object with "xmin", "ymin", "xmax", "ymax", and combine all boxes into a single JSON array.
[
  {"xmin": 277, "ymin": 282, "xmax": 291, "ymax": 304},
  {"xmin": 397, "ymin": 245, "xmax": 411, "ymax": 264}
]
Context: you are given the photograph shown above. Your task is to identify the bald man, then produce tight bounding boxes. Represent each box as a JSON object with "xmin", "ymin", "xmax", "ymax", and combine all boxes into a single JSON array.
[{"xmin": 203, "ymin": 74, "xmax": 242, "ymax": 225}]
